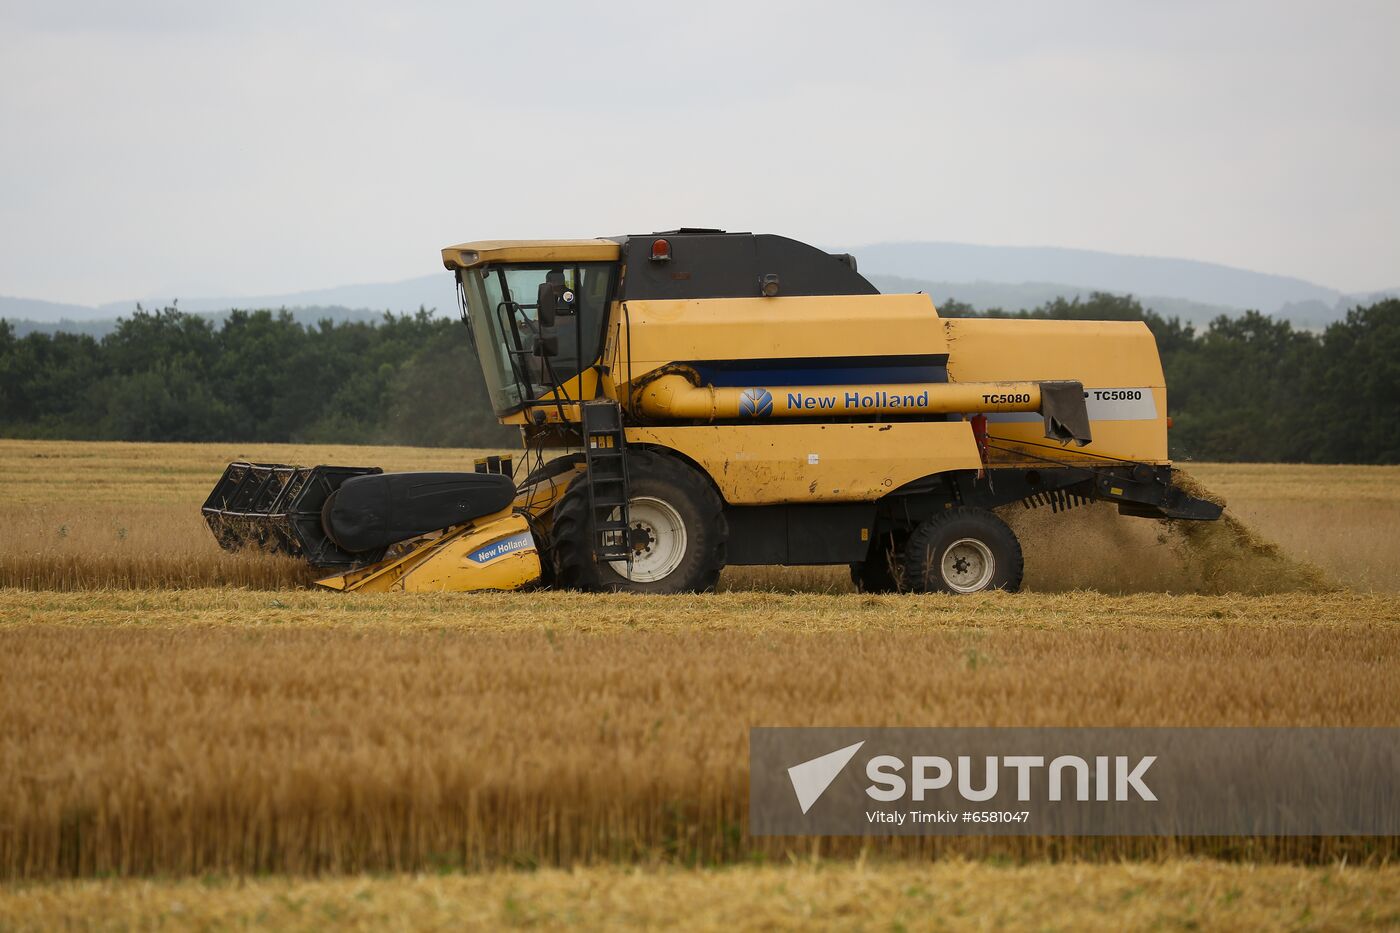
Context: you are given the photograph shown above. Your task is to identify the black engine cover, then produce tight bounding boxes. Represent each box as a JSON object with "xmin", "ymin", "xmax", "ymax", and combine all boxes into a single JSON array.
[{"xmin": 324, "ymin": 472, "xmax": 516, "ymax": 553}]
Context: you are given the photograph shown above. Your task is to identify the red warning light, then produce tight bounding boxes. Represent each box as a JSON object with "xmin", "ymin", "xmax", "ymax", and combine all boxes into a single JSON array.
[{"xmin": 650, "ymin": 238, "xmax": 671, "ymax": 262}]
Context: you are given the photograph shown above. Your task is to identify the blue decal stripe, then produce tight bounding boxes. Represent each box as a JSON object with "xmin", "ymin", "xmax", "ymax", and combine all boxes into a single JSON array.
[{"xmin": 691, "ymin": 354, "xmax": 948, "ymax": 388}]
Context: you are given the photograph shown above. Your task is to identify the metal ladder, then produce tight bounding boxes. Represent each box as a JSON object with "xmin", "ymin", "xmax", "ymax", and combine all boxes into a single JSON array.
[{"xmin": 580, "ymin": 399, "xmax": 632, "ymax": 562}]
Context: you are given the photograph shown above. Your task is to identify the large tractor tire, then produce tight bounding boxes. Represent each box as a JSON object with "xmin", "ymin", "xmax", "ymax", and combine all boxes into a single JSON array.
[
  {"xmin": 850, "ymin": 531, "xmax": 908, "ymax": 593},
  {"xmin": 550, "ymin": 449, "xmax": 727, "ymax": 594},
  {"xmin": 903, "ymin": 507, "xmax": 1023, "ymax": 594}
]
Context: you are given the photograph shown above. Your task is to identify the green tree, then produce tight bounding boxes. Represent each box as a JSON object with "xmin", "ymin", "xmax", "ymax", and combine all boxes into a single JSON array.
[
  {"xmin": 1304, "ymin": 299, "xmax": 1400, "ymax": 463},
  {"xmin": 2, "ymin": 299, "xmax": 1399, "ymax": 463}
]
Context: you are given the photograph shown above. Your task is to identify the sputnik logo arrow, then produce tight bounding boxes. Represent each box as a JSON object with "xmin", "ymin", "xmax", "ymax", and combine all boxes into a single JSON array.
[{"xmin": 787, "ymin": 741, "xmax": 865, "ymax": 814}]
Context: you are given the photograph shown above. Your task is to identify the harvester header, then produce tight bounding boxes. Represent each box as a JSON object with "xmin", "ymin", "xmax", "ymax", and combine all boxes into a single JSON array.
[{"xmin": 206, "ymin": 228, "xmax": 1221, "ymax": 595}]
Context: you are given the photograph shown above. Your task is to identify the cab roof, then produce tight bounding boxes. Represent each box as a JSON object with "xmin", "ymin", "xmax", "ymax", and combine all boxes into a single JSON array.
[
  {"xmin": 441, "ymin": 239, "xmax": 621, "ymax": 270},
  {"xmin": 441, "ymin": 230, "xmax": 878, "ymax": 301}
]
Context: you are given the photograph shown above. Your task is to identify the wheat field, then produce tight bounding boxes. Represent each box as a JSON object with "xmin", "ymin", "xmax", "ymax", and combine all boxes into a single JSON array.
[
  {"xmin": 2, "ymin": 588, "xmax": 1397, "ymax": 878},
  {"xmin": 3, "ymin": 439, "xmax": 1398, "ymax": 593},
  {"xmin": 1, "ymin": 439, "xmax": 1398, "ymax": 926},
  {"xmin": 0, "ymin": 440, "xmax": 498, "ymax": 592}
]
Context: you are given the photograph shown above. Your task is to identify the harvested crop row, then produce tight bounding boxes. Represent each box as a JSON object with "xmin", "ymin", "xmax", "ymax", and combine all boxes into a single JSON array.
[
  {"xmin": 4, "ymin": 440, "xmax": 1398, "ymax": 593},
  {"xmin": 0, "ymin": 490, "xmax": 1383, "ymax": 595},
  {"xmin": 4, "ymin": 861, "xmax": 1399, "ymax": 932}
]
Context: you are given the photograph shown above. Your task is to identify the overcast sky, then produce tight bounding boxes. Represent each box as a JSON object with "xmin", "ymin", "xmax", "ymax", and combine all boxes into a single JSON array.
[{"xmin": 1, "ymin": 0, "xmax": 1396, "ymax": 305}]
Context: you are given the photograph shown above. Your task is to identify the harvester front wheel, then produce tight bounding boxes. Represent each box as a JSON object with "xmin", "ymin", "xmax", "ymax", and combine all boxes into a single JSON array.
[
  {"xmin": 903, "ymin": 507, "xmax": 1023, "ymax": 594},
  {"xmin": 550, "ymin": 450, "xmax": 727, "ymax": 594}
]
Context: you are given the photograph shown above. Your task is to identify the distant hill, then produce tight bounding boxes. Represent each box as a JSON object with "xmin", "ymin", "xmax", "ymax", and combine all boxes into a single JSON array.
[
  {"xmin": 863, "ymin": 275, "xmax": 1243, "ymax": 328},
  {"xmin": 89, "ymin": 276, "xmax": 456, "ymax": 319},
  {"xmin": 4, "ymin": 306, "xmax": 410, "ymax": 339},
  {"xmin": 4, "ymin": 242, "xmax": 1395, "ymax": 335},
  {"xmin": 0, "ymin": 274, "xmax": 457, "ymax": 329},
  {"xmin": 849, "ymin": 242, "xmax": 1343, "ymax": 316},
  {"xmin": 0, "ymin": 295, "xmax": 109, "ymax": 322}
]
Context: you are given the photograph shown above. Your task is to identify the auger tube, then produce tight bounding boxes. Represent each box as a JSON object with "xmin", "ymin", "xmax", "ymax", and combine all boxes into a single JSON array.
[{"xmin": 639, "ymin": 372, "xmax": 1081, "ymax": 419}]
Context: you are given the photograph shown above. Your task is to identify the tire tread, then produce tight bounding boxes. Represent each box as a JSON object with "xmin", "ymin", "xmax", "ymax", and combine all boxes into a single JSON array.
[
  {"xmin": 903, "ymin": 507, "xmax": 1024, "ymax": 594},
  {"xmin": 550, "ymin": 449, "xmax": 727, "ymax": 593}
]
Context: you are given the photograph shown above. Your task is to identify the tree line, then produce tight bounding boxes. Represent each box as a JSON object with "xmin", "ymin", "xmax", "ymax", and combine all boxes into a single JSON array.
[
  {"xmin": 939, "ymin": 294, "xmax": 1399, "ymax": 464},
  {"xmin": 1, "ymin": 296, "xmax": 1396, "ymax": 462},
  {"xmin": 0, "ymin": 308, "xmax": 515, "ymax": 448}
]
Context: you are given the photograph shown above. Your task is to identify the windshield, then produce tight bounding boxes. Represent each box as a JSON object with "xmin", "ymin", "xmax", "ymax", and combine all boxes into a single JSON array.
[{"xmin": 458, "ymin": 262, "xmax": 616, "ymax": 415}]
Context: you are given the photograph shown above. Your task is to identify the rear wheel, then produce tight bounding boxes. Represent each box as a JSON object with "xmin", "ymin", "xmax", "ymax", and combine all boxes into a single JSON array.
[
  {"xmin": 903, "ymin": 507, "xmax": 1023, "ymax": 594},
  {"xmin": 551, "ymin": 450, "xmax": 727, "ymax": 593}
]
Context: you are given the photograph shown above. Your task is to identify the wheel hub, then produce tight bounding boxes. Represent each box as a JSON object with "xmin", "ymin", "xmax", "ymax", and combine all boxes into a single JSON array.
[
  {"xmin": 940, "ymin": 538, "xmax": 996, "ymax": 593},
  {"xmin": 608, "ymin": 497, "xmax": 687, "ymax": 583},
  {"xmin": 628, "ymin": 523, "xmax": 654, "ymax": 554}
]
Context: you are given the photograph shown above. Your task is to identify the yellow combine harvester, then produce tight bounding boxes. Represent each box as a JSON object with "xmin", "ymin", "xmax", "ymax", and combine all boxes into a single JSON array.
[{"xmin": 203, "ymin": 229, "xmax": 1221, "ymax": 594}]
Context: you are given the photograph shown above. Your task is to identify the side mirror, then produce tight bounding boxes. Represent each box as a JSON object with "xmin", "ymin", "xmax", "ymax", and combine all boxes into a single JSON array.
[
  {"xmin": 542, "ymin": 270, "xmax": 577, "ymax": 321},
  {"xmin": 536, "ymin": 282, "xmax": 561, "ymax": 327}
]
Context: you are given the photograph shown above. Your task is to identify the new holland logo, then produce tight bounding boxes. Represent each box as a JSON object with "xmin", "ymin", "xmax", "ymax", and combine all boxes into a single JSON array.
[
  {"xmin": 466, "ymin": 530, "xmax": 533, "ymax": 564},
  {"xmin": 739, "ymin": 387, "xmax": 774, "ymax": 417}
]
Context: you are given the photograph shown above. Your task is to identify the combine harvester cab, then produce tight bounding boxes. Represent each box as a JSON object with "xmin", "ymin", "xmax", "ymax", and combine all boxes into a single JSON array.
[
  {"xmin": 205, "ymin": 228, "xmax": 1221, "ymax": 595},
  {"xmin": 203, "ymin": 461, "xmax": 540, "ymax": 592}
]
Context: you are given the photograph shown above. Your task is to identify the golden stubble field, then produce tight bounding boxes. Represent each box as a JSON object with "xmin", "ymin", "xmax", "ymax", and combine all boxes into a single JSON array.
[
  {"xmin": 1, "ymin": 439, "xmax": 1398, "ymax": 928},
  {"xmin": 4, "ymin": 861, "xmax": 1398, "ymax": 932},
  {"xmin": 2, "ymin": 439, "xmax": 1398, "ymax": 593}
]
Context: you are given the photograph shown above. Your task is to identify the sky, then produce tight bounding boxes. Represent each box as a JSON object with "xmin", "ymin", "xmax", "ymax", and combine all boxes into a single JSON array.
[{"xmin": 1, "ymin": 0, "xmax": 1397, "ymax": 305}]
